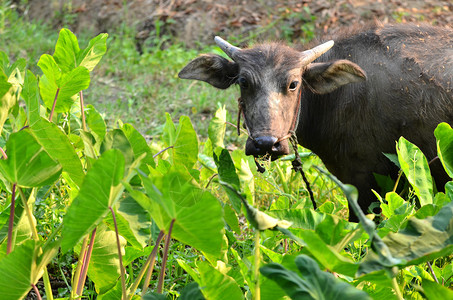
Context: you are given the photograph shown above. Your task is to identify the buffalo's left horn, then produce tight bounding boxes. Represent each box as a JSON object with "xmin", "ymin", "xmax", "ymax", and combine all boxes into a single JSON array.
[
  {"xmin": 214, "ymin": 36, "xmax": 241, "ymax": 60},
  {"xmin": 300, "ymin": 40, "xmax": 334, "ymax": 65}
]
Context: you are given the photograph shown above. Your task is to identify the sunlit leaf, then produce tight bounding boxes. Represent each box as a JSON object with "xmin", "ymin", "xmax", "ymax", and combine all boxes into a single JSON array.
[
  {"xmin": 105, "ymin": 195, "xmax": 150, "ymax": 249},
  {"xmin": 87, "ymin": 223, "xmax": 126, "ymax": 294},
  {"xmin": 61, "ymin": 149, "xmax": 125, "ymax": 252},
  {"xmin": 21, "ymin": 70, "xmax": 40, "ymax": 127},
  {"xmin": 30, "ymin": 118, "xmax": 84, "ymax": 187},
  {"xmin": 53, "ymin": 28, "xmax": 80, "ymax": 73},
  {"xmin": 208, "ymin": 106, "xmax": 227, "ymax": 148},
  {"xmin": 162, "ymin": 113, "xmax": 176, "ymax": 147},
  {"xmin": 134, "ymin": 169, "xmax": 224, "ymax": 257},
  {"xmin": 0, "ymin": 130, "xmax": 62, "ymax": 187},
  {"xmin": 360, "ymin": 200, "xmax": 453, "ymax": 274},
  {"xmin": 0, "ymin": 71, "xmax": 16, "ymax": 135},
  {"xmin": 178, "ymin": 259, "xmax": 243, "ymax": 300},
  {"xmin": 422, "ymin": 278, "xmax": 453, "ymax": 299},
  {"xmin": 397, "ymin": 137, "xmax": 433, "ymax": 206},
  {"xmin": 0, "ymin": 240, "xmax": 34, "ymax": 300},
  {"xmin": 435, "ymin": 122, "xmax": 453, "ymax": 179},
  {"xmin": 121, "ymin": 123, "xmax": 155, "ymax": 169},
  {"xmin": 39, "ymin": 57, "xmax": 90, "ymax": 113},
  {"xmin": 172, "ymin": 115, "xmax": 198, "ymax": 170},
  {"xmin": 77, "ymin": 33, "xmax": 108, "ymax": 72}
]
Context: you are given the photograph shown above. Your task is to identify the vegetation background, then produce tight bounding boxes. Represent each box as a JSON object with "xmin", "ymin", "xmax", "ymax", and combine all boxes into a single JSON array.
[{"xmin": 1, "ymin": 0, "xmax": 453, "ymax": 299}]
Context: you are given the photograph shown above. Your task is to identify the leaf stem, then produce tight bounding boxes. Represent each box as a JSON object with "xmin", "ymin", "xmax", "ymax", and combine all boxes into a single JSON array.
[
  {"xmin": 32, "ymin": 283, "xmax": 43, "ymax": 300},
  {"xmin": 72, "ymin": 236, "xmax": 89, "ymax": 299},
  {"xmin": 427, "ymin": 261, "xmax": 439, "ymax": 283},
  {"xmin": 6, "ymin": 183, "xmax": 17, "ymax": 255},
  {"xmin": 77, "ymin": 228, "xmax": 97, "ymax": 295},
  {"xmin": 0, "ymin": 146, "xmax": 7, "ymax": 159},
  {"xmin": 18, "ymin": 188, "xmax": 55, "ymax": 300},
  {"xmin": 157, "ymin": 219, "xmax": 175, "ymax": 294},
  {"xmin": 135, "ymin": 230, "xmax": 165, "ymax": 299},
  {"xmin": 254, "ymin": 229, "xmax": 261, "ymax": 300},
  {"xmin": 392, "ymin": 277, "xmax": 403, "ymax": 300},
  {"xmin": 153, "ymin": 146, "xmax": 174, "ymax": 158},
  {"xmin": 42, "ymin": 268, "xmax": 54, "ymax": 300},
  {"xmin": 110, "ymin": 206, "xmax": 127, "ymax": 300},
  {"xmin": 18, "ymin": 188, "xmax": 39, "ymax": 240},
  {"xmin": 79, "ymin": 91, "xmax": 87, "ymax": 131},
  {"xmin": 49, "ymin": 88, "xmax": 60, "ymax": 122},
  {"xmin": 393, "ymin": 170, "xmax": 403, "ymax": 193}
]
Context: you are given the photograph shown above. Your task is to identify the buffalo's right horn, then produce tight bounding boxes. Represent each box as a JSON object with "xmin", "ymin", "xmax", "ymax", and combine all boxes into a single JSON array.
[
  {"xmin": 214, "ymin": 36, "xmax": 241, "ymax": 60},
  {"xmin": 300, "ymin": 40, "xmax": 334, "ymax": 65}
]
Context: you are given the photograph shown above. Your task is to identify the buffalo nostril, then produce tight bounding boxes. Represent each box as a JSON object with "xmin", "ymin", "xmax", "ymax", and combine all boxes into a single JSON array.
[
  {"xmin": 272, "ymin": 141, "xmax": 281, "ymax": 152},
  {"xmin": 254, "ymin": 136, "xmax": 279, "ymax": 153}
]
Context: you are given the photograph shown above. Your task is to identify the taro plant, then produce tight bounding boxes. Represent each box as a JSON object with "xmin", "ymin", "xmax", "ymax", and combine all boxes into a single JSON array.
[{"xmin": 1, "ymin": 27, "xmax": 453, "ymax": 300}]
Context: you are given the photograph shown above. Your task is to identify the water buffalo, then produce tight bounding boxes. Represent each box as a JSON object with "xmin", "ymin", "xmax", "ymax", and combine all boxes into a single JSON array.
[{"xmin": 178, "ymin": 23, "xmax": 453, "ymax": 221}]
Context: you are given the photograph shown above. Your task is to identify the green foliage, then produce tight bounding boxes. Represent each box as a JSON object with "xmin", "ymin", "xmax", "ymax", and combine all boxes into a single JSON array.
[
  {"xmin": 0, "ymin": 23, "xmax": 452, "ymax": 300},
  {"xmin": 397, "ymin": 137, "xmax": 433, "ymax": 206},
  {"xmin": 261, "ymin": 255, "xmax": 371, "ymax": 299}
]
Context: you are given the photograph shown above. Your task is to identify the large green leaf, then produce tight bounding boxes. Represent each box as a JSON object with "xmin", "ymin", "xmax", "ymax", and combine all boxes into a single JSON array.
[
  {"xmin": 160, "ymin": 114, "xmax": 198, "ymax": 170},
  {"xmin": 0, "ymin": 130, "xmax": 62, "ymax": 187},
  {"xmin": 88, "ymin": 223, "xmax": 126, "ymax": 294},
  {"xmin": 29, "ymin": 118, "xmax": 85, "ymax": 187},
  {"xmin": 354, "ymin": 270, "xmax": 399, "ymax": 300},
  {"xmin": 61, "ymin": 149, "xmax": 125, "ymax": 252},
  {"xmin": 21, "ymin": 70, "xmax": 41, "ymax": 127},
  {"xmin": 397, "ymin": 137, "xmax": 433, "ymax": 206},
  {"xmin": 0, "ymin": 240, "xmax": 34, "ymax": 299},
  {"xmin": 360, "ymin": 200, "xmax": 453, "ymax": 274},
  {"xmin": 77, "ymin": 33, "xmax": 108, "ymax": 72},
  {"xmin": 178, "ymin": 259, "xmax": 243, "ymax": 300},
  {"xmin": 105, "ymin": 195, "xmax": 151, "ymax": 249},
  {"xmin": 0, "ymin": 238, "xmax": 58, "ymax": 300},
  {"xmin": 317, "ymin": 168, "xmax": 402, "ymax": 273},
  {"xmin": 132, "ymin": 169, "xmax": 224, "ymax": 257},
  {"xmin": 122, "ymin": 123, "xmax": 155, "ymax": 169},
  {"xmin": 261, "ymin": 255, "xmax": 371, "ymax": 300},
  {"xmin": 422, "ymin": 278, "xmax": 453, "ymax": 299},
  {"xmin": 289, "ymin": 229, "xmax": 359, "ymax": 277},
  {"xmin": 435, "ymin": 122, "xmax": 453, "ymax": 179},
  {"xmin": 53, "ymin": 28, "xmax": 108, "ymax": 73},
  {"xmin": 172, "ymin": 115, "xmax": 198, "ymax": 170},
  {"xmin": 38, "ymin": 54, "xmax": 90, "ymax": 113},
  {"xmin": 53, "ymin": 28, "xmax": 80, "ymax": 73}
]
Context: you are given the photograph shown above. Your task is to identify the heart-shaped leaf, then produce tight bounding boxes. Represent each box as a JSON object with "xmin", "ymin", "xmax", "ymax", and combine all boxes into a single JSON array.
[{"xmin": 0, "ymin": 130, "xmax": 62, "ymax": 187}]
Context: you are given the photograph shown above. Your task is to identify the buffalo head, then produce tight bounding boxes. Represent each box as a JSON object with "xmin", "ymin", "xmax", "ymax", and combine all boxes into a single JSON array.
[{"xmin": 179, "ymin": 37, "xmax": 366, "ymax": 160}]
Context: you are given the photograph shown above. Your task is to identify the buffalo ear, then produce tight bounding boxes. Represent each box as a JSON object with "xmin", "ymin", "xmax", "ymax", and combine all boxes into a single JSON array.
[
  {"xmin": 178, "ymin": 54, "xmax": 239, "ymax": 89},
  {"xmin": 303, "ymin": 60, "xmax": 366, "ymax": 94}
]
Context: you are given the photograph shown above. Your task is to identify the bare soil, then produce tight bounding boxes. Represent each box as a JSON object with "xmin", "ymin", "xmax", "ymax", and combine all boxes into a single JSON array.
[{"xmin": 22, "ymin": 0, "xmax": 453, "ymax": 48}]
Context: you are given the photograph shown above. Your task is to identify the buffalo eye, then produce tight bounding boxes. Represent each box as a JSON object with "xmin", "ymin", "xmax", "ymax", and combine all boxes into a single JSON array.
[
  {"xmin": 288, "ymin": 81, "xmax": 299, "ymax": 91},
  {"xmin": 237, "ymin": 77, "xmax": 248, "ymax": 89}
]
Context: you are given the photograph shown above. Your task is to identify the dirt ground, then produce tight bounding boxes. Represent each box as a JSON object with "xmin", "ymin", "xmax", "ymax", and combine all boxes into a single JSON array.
[{"xmin": 21, "ymin": 0, "xmax": 453, "ymax": 48}]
